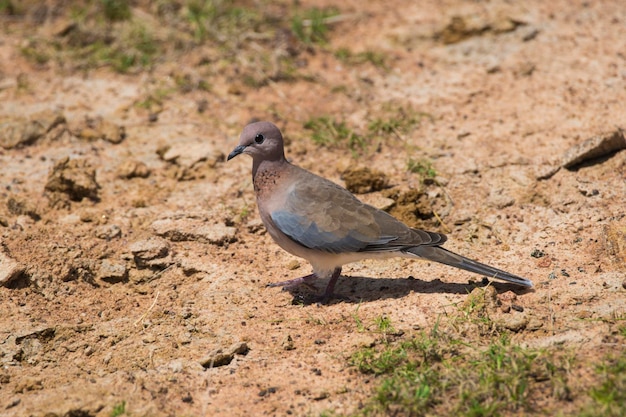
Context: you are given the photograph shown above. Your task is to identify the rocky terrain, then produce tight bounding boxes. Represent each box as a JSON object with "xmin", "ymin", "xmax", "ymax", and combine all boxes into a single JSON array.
[{"xmin": 0, "ymin": 1, "xmax": 625, "ymax": 416}]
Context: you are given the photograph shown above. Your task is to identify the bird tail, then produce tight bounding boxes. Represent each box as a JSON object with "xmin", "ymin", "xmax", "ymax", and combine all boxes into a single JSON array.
[{"xmin": 405, "ymin": 245, "xmax": 533, "ymax": 287}]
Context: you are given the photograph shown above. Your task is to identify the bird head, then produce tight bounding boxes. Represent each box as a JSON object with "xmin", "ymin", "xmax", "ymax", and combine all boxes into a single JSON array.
[{"xmin": 227, "ymin": 121, "xmax": 285, "ymax": 162}]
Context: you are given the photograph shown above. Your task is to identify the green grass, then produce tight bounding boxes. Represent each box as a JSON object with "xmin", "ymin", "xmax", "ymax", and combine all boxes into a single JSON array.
[
  {"xmin": 367, "ymin": 103, "xmax": 430, "ymax": 141},
  {"xmin": 185, "ymin": 0, "xmax": 260, "ymax": 43},
  {"xmin": 329, "ymin": 304, "xmax": 626, "ymax": 417},
  {"xmin": 407, "ymin": 157, "xmax": 437, "ymax": 178},
  {"xmin": 0, "ymin": 0, "xmax": 15, "ymax": 14},
  {"xmin": 14, "ymin": 1, "xmax": 337, "ymax": 86},
  {"xmin": 303, "ymin": 116, "xmax": 366, "ymax": 151},
  {"xmin": 578, "ymin": 352, "xmax": 626, "ymax": 417},
  {"xmin": 102, "ymin": 0, "xmax": 132, "ymax": 22},
  {"xmin": 110, "ymin": 400, "xmax": 126, "ymax": 417},
  {"xmin": 291, "ymin": 7, "xmax": 339, "ymax": 45},
  {"xmin": 105, "ymin": 24, "xmax": 159, "ymax": 73},
  {"xmin": 335, "ymin": 48, "xmax": 387, "ymax": 68},
  {"xmin": 333, "ymin": 311, "xmax": 578, "ymax": 417}
]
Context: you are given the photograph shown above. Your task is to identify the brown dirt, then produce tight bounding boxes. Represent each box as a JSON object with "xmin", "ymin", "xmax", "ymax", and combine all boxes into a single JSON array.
[{"xmin": 1, "ymin": 1, "xmax": 625, "ymax": 416}]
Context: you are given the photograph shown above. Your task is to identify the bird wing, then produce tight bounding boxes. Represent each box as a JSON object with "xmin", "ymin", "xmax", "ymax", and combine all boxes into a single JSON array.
[{"xmin": 270, "ymin": 171, "xmax": 445, "ymax": 253}]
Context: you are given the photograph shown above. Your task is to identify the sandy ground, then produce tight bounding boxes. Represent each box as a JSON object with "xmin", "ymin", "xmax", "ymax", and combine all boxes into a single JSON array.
[{"xmin": 1, "ymin": 1, "xmax": 625, "ymax": 416}]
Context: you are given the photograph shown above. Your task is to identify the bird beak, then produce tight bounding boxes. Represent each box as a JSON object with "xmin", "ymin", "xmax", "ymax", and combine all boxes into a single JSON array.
[{"xmin": 227, "ymin": 145, "xmax": 246, "ymax": 161}]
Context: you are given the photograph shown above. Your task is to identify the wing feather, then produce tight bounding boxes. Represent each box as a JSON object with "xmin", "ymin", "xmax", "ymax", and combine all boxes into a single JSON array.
[{"xmin": 270, "ymin": 171, "xmax": 446, "ymax": 253}]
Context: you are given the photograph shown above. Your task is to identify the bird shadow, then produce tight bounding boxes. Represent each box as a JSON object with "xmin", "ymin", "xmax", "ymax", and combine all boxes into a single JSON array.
[{"xmin": 273, "ymin": 275, "xmax": 534, "ymax": 305}]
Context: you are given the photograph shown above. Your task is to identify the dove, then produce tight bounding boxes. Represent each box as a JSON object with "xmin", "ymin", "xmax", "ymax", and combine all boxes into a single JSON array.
[{"xmin": 228, "ymin": 121, "xmax": 532, "ymax": 299}]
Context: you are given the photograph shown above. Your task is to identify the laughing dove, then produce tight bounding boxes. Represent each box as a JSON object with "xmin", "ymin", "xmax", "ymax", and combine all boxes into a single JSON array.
[{"xmin": 228, "ymin": 121, "xmax": 533, "ymax": 299}]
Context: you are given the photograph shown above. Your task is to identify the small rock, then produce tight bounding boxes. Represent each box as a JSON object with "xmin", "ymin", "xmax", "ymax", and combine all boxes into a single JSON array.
[
  {"xmin": 535, "ymin": 163, "xmax": 561, "ymax": 180},
  {"xmin": 497, "ymin": 291, "xmax": 518, "ymax": 303},
  {"xmin": 258, "ymin": 387, "xmax": 277, "ymax": 397},
  {"xmin": 530, "ymin": 249, "xmax": 545, "ymax": 258},
  {"xmin": 151, "ymin": 218, "xmax": 236, "ymax": 245},
  {"xmin": 511, "ymin": 304, "xmax": 524, "ymax": 312},
  {"xmin": 117, "ymin": 160, "xmax": 150, "ymax": 179},
  {"xmin": 73, "ymin": 116, "xmax": 125, "ymax": 144},
  {"xmin": 562, "ymin": 129, "xmax": 626, "ymax": 169},
  {"xmin": 97, "ymin": 260, "xmax": 128, "ymax": 283},
  {"xmin": 5, "ymin": 398, "xmax": 20, "ymax": 409},
  {"xmin": 7, "ymin": 197, "xmax": 40, "ymax": 220},
  {"xmin": 287, "ymin": 260, "xmax": 300, "ymax": 270},
  {"xmin": 129, "ymin": 237, "xmax": 170, "ymax": 268},
  {"xmin": 0, "ymin": 251, "xmax": 25, "ymax": 287},
  {"xmin": 44, "ymin": 157, "xmax": 99, "ymax": 201},
  {"xmin": 199, "ymin": 350, "xmax": 233, "ymax": 368},
  {"xmin": 497, "ymin": 314, "xmax": 528, "ymax": 332},
  {"xmin": 199, "ymin": 341, "xmax": 249, "ymax": 368},
  {"xmin": 229, "ymin": 341, "xmax": 250, "ymax": 355},
  {"xmin": 94, "ymin": 224, "xmax": 122, "ymax": 240},
  {"xmin": 282, "ymin": 335, "xmax": 295, "ymax": 351},
  {"xmin": 0, "ymin": 110, "xmax": 65, "ymax": 149}
]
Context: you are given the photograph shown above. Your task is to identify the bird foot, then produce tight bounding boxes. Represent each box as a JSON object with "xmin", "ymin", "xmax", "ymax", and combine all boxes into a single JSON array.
[{"xmin": 267, "ymin": 274, "xmax": 318, "ymax": 289}]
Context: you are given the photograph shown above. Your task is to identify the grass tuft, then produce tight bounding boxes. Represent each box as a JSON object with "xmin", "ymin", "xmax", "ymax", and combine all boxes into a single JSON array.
[
  {"xmin": 579, "ymin": 353, "xmax": 626, "ymax": 417},
  {"xmin": 291, "ymin": 7, "xmax": 339, "ymax": 45},
  {"xmin": 343, "ymin": 316, "xmax": 573, "ymax": 417},
  {"xmin": 303, "ymin": 116, "xmax": 365, "ymax": 151},
  {"xmin": 335, "ymin": 48, "xmax": 387, "ymax": 68},
  {"xmin": 110, "ymin": 400, "xmax": 126, "ymax": 417},
  {"xmin": 102, "ymin": 0, "xmax": 132, "ymax": 22}
]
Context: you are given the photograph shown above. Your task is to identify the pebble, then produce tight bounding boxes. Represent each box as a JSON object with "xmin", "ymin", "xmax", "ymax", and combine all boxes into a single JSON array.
[
  {"xmin": 497, "ymin": 314, "xmax": 528, "ymax": 332},
  {"xmin": 129, "ymin": 237, "xmax": 170, "ymax": 267},
  {"xmin": 282, "ymin": 335, "xmax": 295, "ymax": 351},
  {"xmin": 561, "ymin": 129, "xmax": 626, "ymax": 169},
  {"xmin": 199, "ymin": 341, "xmax": 249, "ymax": 368},
  {"xmin": 117, "ymin": 160, "xmax": 150, "ymax": 179},
  {"xmin": 151, "ymin": 218, "xmax": 236, "ymax": 245},
  {"xmin": 73, "ymin": 116, "xmax": 126, "ymax": 144},
  {"xmin": 0, "ymin": 109, "xmax": 65, "ymax": 149},
  {"xmin": 0, "ymin": 251, "xmax": 25, "ymax": 287},
  {"xmin": 511, "ymin": 304, "xmax": 524, "ymax": 312},
  {"xmin": 44, "ymin": 157, "xmax": 100, "ymax": 201},
  {"xmin": 97, "ymin": 260, "xmax": 128, "ymax": 283},
  {"xmin": 94, "ymin": 224, "xmax": 122, "ymax": 240}
]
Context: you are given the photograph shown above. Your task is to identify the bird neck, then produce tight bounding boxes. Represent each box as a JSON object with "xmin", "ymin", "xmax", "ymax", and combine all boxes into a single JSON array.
[
  {"xmin": 252, "ymin": 156, "xmax": 286, "ymax": 178},
  {"xmin": 252, "ymin": 158, "xmax": 289, "ymax": 196}
]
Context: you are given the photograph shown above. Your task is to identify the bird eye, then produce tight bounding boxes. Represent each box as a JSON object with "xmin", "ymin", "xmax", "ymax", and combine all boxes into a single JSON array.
[{"xmin": 254, "ymin": 134, "xmax": 265, "ymax": 144}]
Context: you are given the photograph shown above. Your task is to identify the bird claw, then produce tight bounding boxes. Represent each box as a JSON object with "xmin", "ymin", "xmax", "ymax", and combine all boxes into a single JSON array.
[{"xmin": 266, "ymin": 274, "xmax": 317, "ymax": 289}]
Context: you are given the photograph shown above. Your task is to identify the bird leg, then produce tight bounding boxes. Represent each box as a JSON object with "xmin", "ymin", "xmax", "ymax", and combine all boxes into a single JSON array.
[
  {"xmin": 267, "ymin": 273, "xmax": 318, "ymax": 289},
  {"xmin": 267, "ymin": 267, "xmax": 343, "ymax": 300},
  {"xmin": 323, "ymin": 267, "xmax": 342, "ymax": 298}
]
